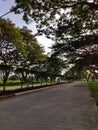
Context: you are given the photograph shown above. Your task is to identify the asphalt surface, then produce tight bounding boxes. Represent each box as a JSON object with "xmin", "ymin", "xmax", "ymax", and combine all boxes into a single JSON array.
[{"xmin": 0, "ymin": 81, "xmax": 98, "ymax": 130}]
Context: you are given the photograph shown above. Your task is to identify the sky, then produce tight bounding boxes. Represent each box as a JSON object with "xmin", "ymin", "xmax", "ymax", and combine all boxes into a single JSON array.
[{"xmin": 0, "ymin": 0, "xmax": 54, "ymax": 54}]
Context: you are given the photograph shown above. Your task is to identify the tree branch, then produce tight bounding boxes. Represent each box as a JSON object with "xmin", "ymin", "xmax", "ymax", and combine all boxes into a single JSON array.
[{"xmin": 0, "ymin": 10, "xmax": 12, "ymax": 18}]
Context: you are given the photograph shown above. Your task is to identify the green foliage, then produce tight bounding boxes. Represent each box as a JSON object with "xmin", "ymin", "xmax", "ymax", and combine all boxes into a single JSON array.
[
  {"xmin": 0, "ymin": 18, "xmax": 46, "ymax": 90},
  {"xmin": 2, "ymin": 0, "xmax": 98, "ymax": 86},
  {"xmin": 65, "ymin": 64, "xmax": 82, "ymax": 80},
  {"xmin": 15, "ymin": 26, "xmax": 46, "ymax": 84},
  {"xmin": 88, "ymin": 81, "xmax": 98, "ymax": 105},
  {"xmin": 0, "ymin": 18, "xmax": 23, "ymax": 43},
  {"xmin": 0, "ymin": 80, "xmax": 20, "ymax": 86},
  {"xmin": 21, "ymin": 26, "xmax": 46, "ymax": 64},
  {"xmin": 48, "ymin": 1, "xmax": 98, "ymax": 76},
  {"xmin": 46, "ymin": 56, "xmax": 65, "ymax": 75},
  {"xmin": 9, "ymin": 1, "xmax": 98, "ymax": 36},
  {"xmin": 0, "ymin": 18, "xmax": 24, "ymax": 90}
]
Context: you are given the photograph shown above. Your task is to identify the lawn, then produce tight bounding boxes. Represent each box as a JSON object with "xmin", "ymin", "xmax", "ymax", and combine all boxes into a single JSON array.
[
  {"xmin": 0, "ymin": 79, "xmax": 58, "ymax": 90},
  {"xmin": 0, "ymin": 80, "xmax": 20, "ymax": 86},
  {"xmin": 88, "ymin": 81, "xmax": 98, "ymax": 105}
]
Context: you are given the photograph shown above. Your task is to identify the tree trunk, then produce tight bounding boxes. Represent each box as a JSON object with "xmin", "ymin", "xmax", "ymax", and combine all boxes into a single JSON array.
[
  {"xmin": 86, "ymin": 73, "xmax": 91, "ymax": 82},
  {"xmin": 3, "ymin": 76, "xmax": 8, "ymax": 91},
  {"xmin": 20, "ymin": 78, "xmax": 23, "ymax": 89}
]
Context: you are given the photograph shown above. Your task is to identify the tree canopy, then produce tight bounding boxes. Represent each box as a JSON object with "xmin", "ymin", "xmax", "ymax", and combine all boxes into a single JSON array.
[
  {"xmin": 0, "ymin": 18, "xmax": 46, "ymax": 89},
  {"xmin": 0, "ymin": 18, "xmax": 23, "ymax": 90},
  {"xmin": 1, "ymin": 0, "xmax": 98, "ymax": 81},
  {"xmin": 8, "ymin": 0, "xmax": 97, "ymax": 35}
]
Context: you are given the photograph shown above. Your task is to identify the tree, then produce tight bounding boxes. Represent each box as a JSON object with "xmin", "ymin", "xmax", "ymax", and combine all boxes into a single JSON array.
[
  {"xmin": 49, "ymin": 1, "xmax": 98, "ymax": 78},
  {"xmin": 6, "ymin": 1, "xmax": 96, "ymax": 35},
  {"xmin": 15, "ymin": 67, "xmax": 29, "ymax": 88},
  {"xmin": 1, "ymin": 1, "xmax": 97, "ymax": 36},
  {"xmin": 46, "ymin": 55, "xmax": 65, "ymax": 75},
  {"xmin": 0, "ymin": 18, "xmax": 23, "ymax": 90},
  {"xmin": 1, "ymin": 1, "xmax": 97, "ymax": 40},
  {"xmin": 2, "ymin": 1, "xmax": 98, "ymax": 80},
  {"xmin": 14, "ymin": 26, "xmax": 46, "ymax": 87},
  {"xmin": 20, "ymin": 26, "xmax": 46, "ymax": 65},
  {"xmin": 10, "ymin": 1, "xmax": 98, "ymax": 52}
]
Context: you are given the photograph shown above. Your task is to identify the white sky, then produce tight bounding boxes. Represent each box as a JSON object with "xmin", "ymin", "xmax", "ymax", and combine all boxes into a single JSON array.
[{"xmin": 0, "ymin": 0, "xmax": 54, "ymax": 54}]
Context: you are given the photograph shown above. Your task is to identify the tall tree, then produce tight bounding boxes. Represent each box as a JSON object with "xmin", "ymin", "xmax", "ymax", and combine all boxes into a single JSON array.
[
  {"xmin": 0, "ymin": 18, "xmax": 23, "ymax": 90},
  {"xmin": 20, "ymin": 26, "xmax": 46, "ymax": 68},
  {"xmin": 15, "ymin": 26, "xmax": 46, "ymax": 87}
]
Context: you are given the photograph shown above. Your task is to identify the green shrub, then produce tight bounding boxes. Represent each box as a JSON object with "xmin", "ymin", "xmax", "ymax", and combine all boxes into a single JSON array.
[
  {"xmin": 0, "ymin": 80, "xmax": 20, "ymax": 86},
  {"xmin": 88, "ymin": 81, "xmax": 98, "ymax": 105}
]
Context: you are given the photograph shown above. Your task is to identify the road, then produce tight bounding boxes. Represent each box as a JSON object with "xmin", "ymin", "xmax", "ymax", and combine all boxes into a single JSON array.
[{"xmin": 0, "ymin": 82, "xmax": 98, "ymax": 130}]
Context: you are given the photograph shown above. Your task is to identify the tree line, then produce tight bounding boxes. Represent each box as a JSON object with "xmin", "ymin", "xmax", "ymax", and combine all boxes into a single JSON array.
[
  {"xmin": 8, "ymin": 0, "xmax": 98, "ymax": 81},
  {"xmin": 1, "ymin": 0, "xmax": 98, "ymax": 82},
  {"xmin": 0, "ymin": 18, "xmax": 65, "ymax": 91}
]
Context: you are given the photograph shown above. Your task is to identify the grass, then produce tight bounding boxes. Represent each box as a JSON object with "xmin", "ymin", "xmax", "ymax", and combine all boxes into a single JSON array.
[
  {"xmin": 0, "ymin": 80, "xmax": 21, "ymax": 87},
  {"xmin": 0, "ymin": 79, "xmax": 59, "ymax": 90},
  {"xmin": 88, "ymin": 81, "xmax": 98, "ymax": 105}
]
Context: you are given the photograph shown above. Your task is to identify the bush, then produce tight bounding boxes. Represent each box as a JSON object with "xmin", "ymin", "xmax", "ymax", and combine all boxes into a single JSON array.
[
  {"xmin": 0, "ymin": 80, "xmax": 20, "ymax": 86},
  {"xmin": 88, "ymin": 81, "xmax": 98, "ymax": 105}
]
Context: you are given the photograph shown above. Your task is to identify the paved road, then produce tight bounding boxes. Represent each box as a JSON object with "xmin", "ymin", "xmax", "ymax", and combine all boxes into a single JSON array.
[{"xmin": 0, "ymin": 82, "xmax": 98, "ymax": 130}]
